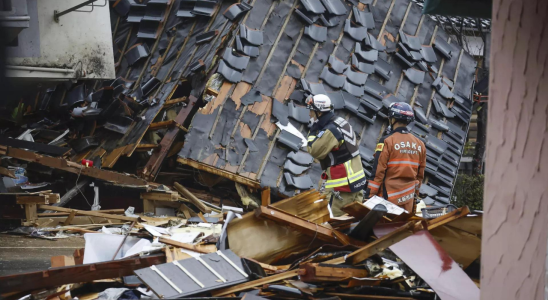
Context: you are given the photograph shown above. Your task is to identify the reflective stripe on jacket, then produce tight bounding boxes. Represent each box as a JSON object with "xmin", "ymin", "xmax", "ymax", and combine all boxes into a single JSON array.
[
  {"xmin": 307, "ymin": 112, "xmax": 367, "ymax": 193},
  {"xmin": 368, "ymin": 126, "xmax": 426, "ymax": 207}
]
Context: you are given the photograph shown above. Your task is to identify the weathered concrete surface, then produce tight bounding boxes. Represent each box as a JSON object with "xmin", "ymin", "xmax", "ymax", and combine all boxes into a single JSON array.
[
  {"xmin": 0, "ymin": 234, "xmax": 85, "ymax": 276},
  {"xmin": 481, "ymin": 0, "xmax": 548, "ymax": 299}
]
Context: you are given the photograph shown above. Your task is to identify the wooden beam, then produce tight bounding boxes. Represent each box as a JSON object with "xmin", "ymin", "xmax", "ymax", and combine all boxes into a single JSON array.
[
  {"xmin": 177, "ymin": 157, "xmax": 261, "ymax": 188},
  {"xmin": 0, "ymin": 166, "xmax": 15, "ymax": 178},
  {"xmin": 324, "ymin": 222, "xmax": 416, "ymax": 265},
  {"xmin": 211, "ymin": 270, "xmax": 299, "ymax": 296},
  {"xmin": 38, "ymin": 209, "xmax": 124, "ymax": 217},
  {"xmin": 63, "ymin": 210, "xmax": 77, "ymax": 226},
  {"xmin": 261, "ymin": 187, "xmax": 271, "ymax": 206},
  {"xmin": 173, "ymin": 182, "xmax": 211, "ymax": 213},
  {"xmin": 298, "ymin": 263, "xmax": 369, "ymax": 282},
  {"xmin": 38, "ymin": 205, "xmax": 138, "ymax": 222},
  {"xmin": 158, "ymin": 237, "xmax": 216, "ymax": 254},
  {"xmin": 0, "ymin": 254, "xmax": 166, "ymax": 293},
  {"xmin": 255, "ymin": 206, "xmax": 364, "ymax": 246},
  {"xmin": 425, "ymin": 206, "xmax": 470, "ymax": 231},
  {"xmin": 140, "ymin": 191, "xmax": 179, "ymax": 201},
  {"xmin": 16, "ymin": 193, "xmax": 60, "ymax": 205},
  {"xmin": 149, "ymin": 120, "xmax": 176, "ymax": 131},
  {"xmin": 7, "ymin": 147, "xmax": 148, "ymax": 186},
  {"xmin": 142, "ymin": 96, "xmax": 198, "ymax": 181}
]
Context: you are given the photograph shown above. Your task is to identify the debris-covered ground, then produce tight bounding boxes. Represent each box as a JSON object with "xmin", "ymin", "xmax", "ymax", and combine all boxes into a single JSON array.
[{"xmin": 0, "ymin": 0, "xmax": 481, "ymax": 299}]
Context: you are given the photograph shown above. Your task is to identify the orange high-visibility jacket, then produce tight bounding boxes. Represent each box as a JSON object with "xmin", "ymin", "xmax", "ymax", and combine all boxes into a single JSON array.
[{"xmin": 368, "ymin": 127, "xmax": 427, "ymax": 208}]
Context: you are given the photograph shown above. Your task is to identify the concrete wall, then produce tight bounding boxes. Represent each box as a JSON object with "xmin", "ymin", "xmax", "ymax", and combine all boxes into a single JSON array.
[
  {"xmin": 6, "ymin": 0, "xmax": 115, "ymax": 79},
  {"xmin": 481, "ymin": 0, "xmax": 548, "ymax": 299}
]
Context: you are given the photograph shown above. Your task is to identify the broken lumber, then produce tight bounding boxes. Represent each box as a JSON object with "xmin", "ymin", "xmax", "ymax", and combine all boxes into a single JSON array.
[
  {"xmin": 158, "ymin": 237, "xmax": 216, "ymax": 254},
  {"xmin": 255, "ymin": 206, "xmax": 364, "ymax": 246},
  {"xmin": 173, "ymin": 182, "xmax": 212, "ymax": 213},
  {"xmin": 324, "ymin": 222, "xmax": 417, "ymax": 265},
  {"xmin": 140, "ymin": 191, "xmax": 180, "ymax": 201},
  {"xmin": 0, "ymin": 254, "xmax": 166, "ymax": 293},
  {"xmin": 16, "ymin": 193, "xmax": 60, "ymax": 205},
  {"xmin": 38, "ymin": 205, "xmax": 138, "ymax": 222},
  {"xmin": 211, "ymin": 270, "xmax": 299, "ymax": 296},
  {"xmin": 38, "ymin": 209, "xmax": 124, "ymax": 217},
  {"xmin": 6, "ymin": 147, "xmax": 148, "ymax": 186},
  {"xmin": 0, "ymin": 166, "xmax": 15, "ymax": 178},
  {"xmin": 298, "ymin": 263, "xmax": 369, "ymax": 282},
  {"xmin": 424, "ymin": 206, "xmax": 471, "ymax": 231}
]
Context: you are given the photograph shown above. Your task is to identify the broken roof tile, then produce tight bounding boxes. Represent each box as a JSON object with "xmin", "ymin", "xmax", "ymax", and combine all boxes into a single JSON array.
[
  {"xmin": 426, "ymin": 133, "xmax": 449, "ymax": 155},
  {"xmin": 432, "ymin": 77, "xmax": 454, "ymax": 99},
  {"xmin": 408, "ymin": 50, "xmax": 423, "ymax": 61},
  {"xmin": 429, "ymin": 117, "xmax": 449, "ymax": 132},
  {"xmin": 235, "ymin": 36, "xmax": 260, "ymax": 58},
  {"xmin": 395, "ymin": 52, "xmax": 415, "ymax": 68},
  {"xmin": 127, "ymin": 6, "xmax": 146, "ymax": 23},
  {"xmin": 361, "ymin": 93, "xmax": 383, "ymax": 112},
  {"xmin": 125, "ymin": 43, "xmax": 150, "ymax": 66},
  {"xmin": 284, "ymin": 159, "xmax": 310, "ymax": 175},
  {"xmin": 374, "ymin": 58, "xmax": 393, "ymax": 81},
  {"xmin": 240, "ymin": 24, "xmax": 263, "ymax": 46},
  {"xmin": 343, "ymin": 80, "xmax": 364, "ymax": 97},
  {"xmin": 304, "ymin": 24, "xmax": 327, "ymax": 42},
  {"xmin": 241, "ymin": 88, "xmax": 263, "ymax": 106},
  {"xmin": 320, "ymin": 66, "xmax": 346, "ymax": 88},
  {"xmin": 409, "ymin": 121, "xmax": 430, "ymax": 137},
  {"xmin": 137, "ymin": 20, "xmax": 161, "ymax": 39},
  {"xmin": 420, "ymin": 183, "xmax": 439, "ymax": 197},
  {"xmin": 353, "ymin": 7, "xmax": 375, "ymax": 29},
  {"xmin": 295, "ymin": 8, "xmax": 320, "ymax": 25},
  {"xmin": 421, "ymin": 45, "xmax": 437, "ymax": 63},
  {"xmin": 143, "ymin": 2, "xmax": 168, "ymax": 22},
  {"xmin": 192, "ymin": 0, "xmax": 217, "ymax": 16},
  {"xmin": 177, "ymin": 0, "xmax": 197, "ymax": 17},
  {"xmin": 223, "ymin": 2, "xmax": 253, "ymax": 21},
  {"xmin": 272, "ymin": 100, "xmax": 289, "ymax": 125},
  {"xmin": 287, "ymin": 151, "xmax": 314, "ymax": 165},
  {"xmin": 413, "ymin": 106, "xmax": 429, "ymax": 124},
  {"xmin": 345, "ymin": 67, "xmax": 368, "ymax": 86},
  {"xmin": 278, "ymin": 130, "xmax": 304, "ymax": 151},
  {"xmin": 300, "ymin": 0, "xmax": 326, "ymax": 14},
  {"xmin": 284, "ymin": 172, "xmax": 314, "ymax": 190},
  {"xmin": 355, "ymin": 43, "xmax": 378, "ymax": 63},
  {"xmin": 399, "ymin": 30, "xmax": 422, "ymax": 51},
  {"xmin": 328, "ymin": 55, "xmax": 348, "ymax": 74},
  {"xmin": 433, "ymin": 37, "xmax": 453, "ymax": 59},
  {"xmin": 288, "ymin": 101, "xmax": 310, "ymax": 124},
  {"xmin": 351, "ymin": 53, "xmax": 375, "ymax": 74},
  {"xmin": 218, "ymin": 60, "xmax": 243, "ymax": 83},
  {"xmin": 301, "ymin": 79, "xmax": 327, "ymax": 95},
  {"xmin": 320, "ymin": 14, "xmax": 342, "ymax": 27},
  {"xmin": 196, "ymin": 30, "xmax": 219, "ymax": 44},
  {"xmin": 320, "ymin": 0, "xmax": 346, "ymax": 15},
  {"xmin": 344, "ymin": 20, "xmax": 367, "ymax": 41},
  {"xmin": 364, "ymin": 78, "xmax": 388, "ymax": 99},
  {"xmin": 189, "ymin": 59, "xmax": 205, "ymax": 73},
  {"xmin": 326, "ymin": 90, "xmax": 345, "ymax": 109},
  {"xmin": 222, "ymin": 47, "xmax": 250, "ymax": 71},
  {"xmin": 364, "ymin": 33, "xmax": 386, "ymax": 51},
  {"xmin": 404, "ymin": 68, "xmax": 425, "ymax": 85}
]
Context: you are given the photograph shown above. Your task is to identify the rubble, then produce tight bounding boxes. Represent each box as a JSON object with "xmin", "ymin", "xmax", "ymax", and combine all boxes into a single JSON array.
[{"xmin": 0, "ymin": 0, "xmax": 481, "ymax": 299}]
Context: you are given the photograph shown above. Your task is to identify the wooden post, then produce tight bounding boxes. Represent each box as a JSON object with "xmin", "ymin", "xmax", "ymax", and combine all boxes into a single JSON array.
[
  {"xmin": 261, "ymin": 187, "xmax": 271, "ymax": 206},
  {"xmin": 481, "ymin": 1, "xmax": 548, "ymax": 299},
  {"xmin": 173, "ymin": 182, "xmax": 211, "ymax": 213}
]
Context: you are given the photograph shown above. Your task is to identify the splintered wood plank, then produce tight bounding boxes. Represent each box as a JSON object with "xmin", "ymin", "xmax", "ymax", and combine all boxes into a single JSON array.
[
  {"xmin": 0, "ymin": 166, "xmax": 16, "ymax": 179},
  {"xmin": 211, "ymin": 270, "xmax": 299, "ymax": 296},
  {"xmin": 232, "ymin": 82, "xmax": 252, "ymax": 110},
  {"xmin": 102, "ymin": 146, "xmax": 126, "ymax": 169},
  {"xmin": 39, "ymin": 205, "xmax": 138, "ymax": 222},
  {"xmin": 201, "ymin": 82, "xmax": 233, "ymax": 115}
]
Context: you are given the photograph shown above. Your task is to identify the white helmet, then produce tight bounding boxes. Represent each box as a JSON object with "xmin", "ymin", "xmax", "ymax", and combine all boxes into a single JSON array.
[{"xmin": 306, "ymin": 94, "xmax": 332, "ymax": 112}]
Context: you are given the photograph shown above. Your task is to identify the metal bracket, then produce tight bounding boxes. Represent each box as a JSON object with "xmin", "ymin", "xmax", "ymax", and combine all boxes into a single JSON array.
[{"xmin": 53, "ymin": 0, "xmax": 106, "ymax": 22}]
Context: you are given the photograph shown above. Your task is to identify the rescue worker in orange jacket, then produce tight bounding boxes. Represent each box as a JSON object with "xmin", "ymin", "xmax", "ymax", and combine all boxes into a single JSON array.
[
  {"xmin": 367, "ymin": 102, "xmax": 426, "ymax": 215},
  {"xmin": 306, "ymin": 94, "xmax": 367, "ymax": 217}
]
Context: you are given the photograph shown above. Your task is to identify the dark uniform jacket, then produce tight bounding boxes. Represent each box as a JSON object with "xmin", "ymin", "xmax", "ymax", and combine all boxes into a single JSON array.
[{"xmin": 307, "ymin": 112, "xmax": 367, "ymax": 193}]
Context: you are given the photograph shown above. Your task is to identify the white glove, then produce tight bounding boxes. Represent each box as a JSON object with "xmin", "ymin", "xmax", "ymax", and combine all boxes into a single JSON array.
[{"xmin": 308, "ymin": 117, "xmax": 318, "ymax": 128}]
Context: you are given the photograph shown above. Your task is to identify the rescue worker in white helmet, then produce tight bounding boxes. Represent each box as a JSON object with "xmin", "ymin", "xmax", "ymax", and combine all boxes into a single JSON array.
[{"xmin": 306, "ymin": 94, "xmax": 367, "ymax": 217}]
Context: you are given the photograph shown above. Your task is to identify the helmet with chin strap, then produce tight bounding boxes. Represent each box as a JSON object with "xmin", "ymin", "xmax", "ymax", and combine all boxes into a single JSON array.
[
  {"xmin": 306, "ymin": 94, "xmax": 333, "ymax": 112},
  {"xmin": 388, "ymin": 102, "xmax": 414, "ymax": 124}
]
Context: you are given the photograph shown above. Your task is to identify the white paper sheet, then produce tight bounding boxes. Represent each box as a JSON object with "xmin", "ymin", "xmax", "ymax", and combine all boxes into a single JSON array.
[
  {"xmin": 364, "ymin": 196, "xmax": 407, "ymax": 215},
  {"xmin": 83, "ymin": 233, "xmax": 141, "ymax": 264}
]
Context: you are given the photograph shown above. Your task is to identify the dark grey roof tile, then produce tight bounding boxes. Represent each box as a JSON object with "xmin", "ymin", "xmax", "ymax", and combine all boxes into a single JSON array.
[
  {"xmin": 395, "ymin": 52, "xmax": 415, "ymax": 68},
  {"xmin": 328, "ymin": 55, "xmax": 348, "ymax": 74},
  {"xmin": 300, "ymin": 0, "xmax": 326, "ymax": 14},
  {"xmin": 177, "ymin": 0, "xmax": 197, "ymax": 18},
  {"xmin": 344, "ymin": 20, "xmax": 368, "ymax": 41},
  {"xmin": 432, "ymin": 76, "xmax": 454, "ymax": 99},
  {"xmin": 404, "ymin": 67, "xmax": 425, "ymax": 85},
  {"xmin": 241, "ymin": 88, "xmax": 263, "ymax": 106},
  {"xmin": 272, "ymin": 100, "xmax": 289, "ymax": 125},
  {"xmin": 284, "ymin": 159, "xmax": 310, "ymax": 175},
  {"xmin": 399, "ymin": 30, "xmax": 422, "ymax": 51},
  {"xmin": 278, "ymin": 130, "xmax": 304, "ymax": 151},
  {"xmin": 355, "ymin": 42, "xmax": 378, "ymax": 62},
  {"xmin": 321, "ymin": 0, "xmax": 347, "ymax": 15},
  {"xmin": 223, "ymin": 2, "xmax": 253, "ymax": 21},
  {"xmin": 244, "ymin": 138, "xmax": 259, "ymax": 152},
  {"xmin": 351, "ymin": 53, "xmax": 375, "ymax": 74},
  {"xmin": 196, "ymin": 30, "xmax": 219, "ymax": 44},
  {"xmin": 353, "ymin": 7, "xmax": 374, "ymax": 29},
  {"xmin": 320, "ymin": 66, "xmax": 346, "ymax": 88},
  {"xmin": 343, "ymin": 80, "xmax": 364, "ymax": 97},
  {"xmin": 320, "ymin": 14, "xmax": 342, "ymax": 27},
  {"xmin": 126, "ymin": 43, "xmax": 150, "ymax": 66},
  {"xmin": 235, "ymin": 36, "xmax": 260, "ymax": 57},
  {"xmin": 137, "ymin": 20, "xmax": 161, "ymax": 39},
  {"xmin": 222, "ymin": 47, "xmax": 250, "ymax": 71},
  {"xmin": 421, "ymin": 45, "xmax": 437, "ymax": 63},
  {"xmin": 305, "ymin": 24, "xmax": 327, "ymax": 42},
  {"xmin": 374, "ymin": 57, "xmax": 393, "ymax": 80},
  {"xmin": 413, "ymin": 106, "xmax": 428, "ymax": 124},
  {"xmin": 364, "ymin": 33, "xmax": 386, "ymax": 51},
  {"xmin": 295, "ymin": 8, "xmax": 319, "ymax": 25},
  {"xmin": 433, "ymin": 37, "xmax": 453, "ymax": 60},
  {"xmin": 192, "ymin": 0, "xmax": 217, "ymax": 16},
  {"xmin": 288, "ymin": 101, "xmax": 310, "ymax": 123},
  {"xmin": 287, "ymin": 151, "xmax": 314, "ymax": 165},
  {"xmin": 301, "ymin": 79, "xmax": 327, "ymax": 95},
  {"xmin": 284, "ymin": 172, "xmax": 314, "ymax": 190},
  {"xmin": 364, "ymin": 78, "xmax": 388, "ymax": 99},
  {"xmin": 239, "ymin": 24, "xmax": 263, "ymax": 46},
  {"xmin": 218, "ymin": 60, "xmax": 243, "ymax": 83},
  {"xmin": 345, "ymin": 67, "xmax": 368, "ymax": 86}
]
